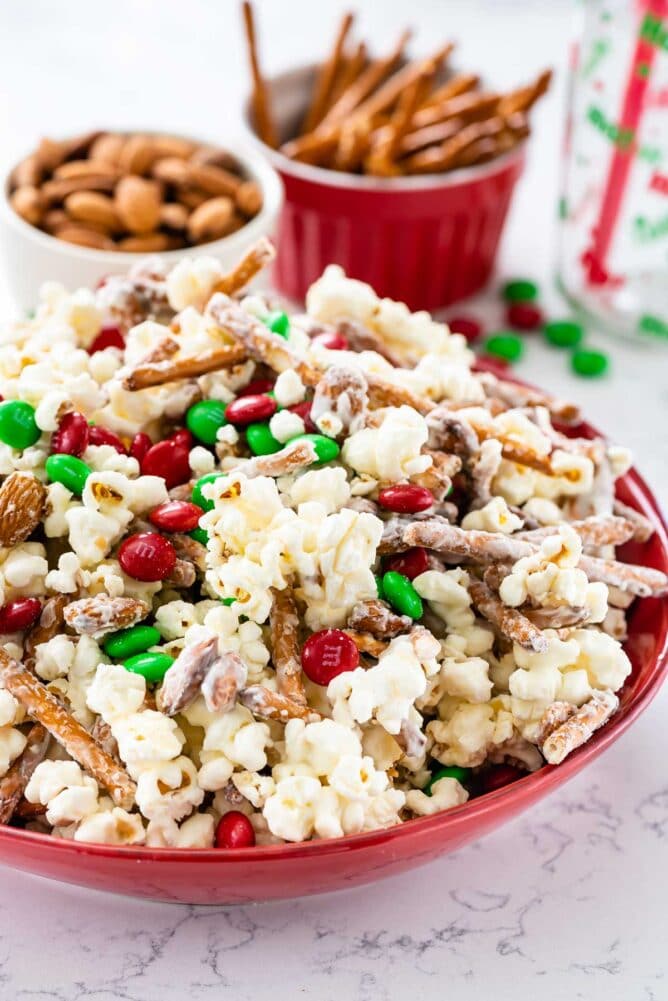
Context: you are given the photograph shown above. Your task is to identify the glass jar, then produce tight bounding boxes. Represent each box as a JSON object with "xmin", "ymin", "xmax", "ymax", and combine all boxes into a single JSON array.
[{"xmin": 557, "ymin": 0, "xmax": 668, "ymax": 342}]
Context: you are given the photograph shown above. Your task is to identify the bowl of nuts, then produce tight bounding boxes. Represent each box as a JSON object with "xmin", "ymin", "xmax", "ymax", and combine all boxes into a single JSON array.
[{"xmin": 0, "ymin": 129, "xmax": 283, "ymax": 310}]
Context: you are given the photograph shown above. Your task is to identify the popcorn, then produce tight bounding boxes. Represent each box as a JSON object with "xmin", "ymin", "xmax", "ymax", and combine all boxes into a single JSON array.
[
  {"xmin": 25, "ymin": 760, "xmax": 99, "ymax": 826},
  {"xmin": 406, "ymin": 776, "xmax": 468, "ymax": 816},
  {"xmin": 273, "ymin": 369, "xmax": 306, "ymax": 407},
  {"xmin": 288, "ymin": 466, "xmax": 351, "ymax": 513},
  {"xmin": 166, "ymin": 256, "xmax": 225, "ymax": 311},
  {"xmin": 75, "ymin": 806, "xmax": 146, "ymax": 846},
  {"xmin": 269, "ymin": 409, "xmax": 305, "ymax": 443},
  {"xmin": 134, "ymin": 756, "xmax": 204, "ymax": 822},
  {"xmin": 342, "ymin": 405, "xmax": 432, "ymax": 482},
  {"xmin": 113, "ymin": 711, "xmax": 184, "ymax": 769},
  {"xmin": 86, "ymin": 663, "xmax": 146, "ymax": 721},
  {"xmin": 462, "ymin": 496, "xmax": 523, "ymax": 535},
  {"xmin": 189, "ymin": 446, "xmax": 216, "ymax": 476},
  {"xmin": 0, "ymin": 726, "xmax": 27, "ymax": 777}
]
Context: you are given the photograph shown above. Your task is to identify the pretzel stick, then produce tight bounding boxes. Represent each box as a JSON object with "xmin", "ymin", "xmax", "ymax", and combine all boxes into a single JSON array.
[
  {"xmin": 418, "ymin": 73, "xmax": 480, "ymax": 109},
  {"xmin": 236, "ymin": 438, "xmax": 318, "ymax": 479},
  {"xmin": 240, "ymin": 685, "xmax": 320, "ymax": 723},
  {"xmin": 242, "ymin": 0, "xmax": 278, "ymax": 148},
  {"xmin": 365, "ymin": 68, "xmax": 434, "ymax": 175},
  {"xmin": 407, "ymin": 521, "xmax": 668, "ymax": 597},
  {"xmin": 469, "ymin": 579, "xmax": 547, "ymax": 653},
  {"xmin": 343, "ymin": 630, "xmax": 389, "ymax": 658},
  {"xmin": 211, "ymin": 236, "xmax": 276, "ymax": 296},
  {"xmin": 0, "ymin": 723, "xmax": 50, "ymax": 824},
  {"xmin": 612, "ymin": 500, "xmax": 654, "ymax": 543},
  {"xmin": 515, "ymin": 515, "xmax": 635, "ymax": 548},
  {"xmin": 334, "ymin": 115, "xmax": 375, "ymax": 172},
  {"xmin": 208, "ymin": 294, "xmax": 315, "ymax": 377},
  {"xmin": 123, "ymin": 344, "xmax": 248, "ymax": 390},
  {"xmin": 499, "ymin": 68, "xmax": 552, "ymax": 116},
  {"xmin": 91, "ymin": 716, "xmax": 120, "ymax": 761},
  {"xmin": 541, "ymin": 690, "xmax": 618, "ymax": 765},
  {"xmin": 269, "ymin": 588, "xmax": 307, "ymax": 704},
  {"xmin": 477, "ymin": 373, "xmax": 581, "ymax": 424},
  {"xmin": 403, "ymin": 116, "xmax": 505, "ymax": 174},
  {"xmin": 398, "ymin": 117, "xmax": 465, "ymax": 157},
  {"xmin": 320, "ymin": 28, "xmax": 412, "ymax": 127},
  {"xmin": 409, "ymin": 91, "xmax": 501, "ymax": 132},
  {"xmin": 452, "ymin": 135, "xmax": 500, "ymax": 169},
  {"xmin": 0, "ymin": 652, "xmax": 135, "ymax": 809},
  {"xmin": 325, "ymin": 41, "xmax": 367, "ymax": 114},
  {"xmin": 469, "ymin": 422, "xmax": 554, "ymax": 474},
  {"xmin": 136, "ymin": 337, "xmax": 179, "ymax": 367},
  {"xmin": 354, "ymin": 43, "xmax": 454, "ymax": 121},
  {"xmin": 301, "ymin": 11, "xmax": 355, "ymax": 133},
  {"xmin": 523, "ymin": 605, "xmax": 591, "ymax": 630}
]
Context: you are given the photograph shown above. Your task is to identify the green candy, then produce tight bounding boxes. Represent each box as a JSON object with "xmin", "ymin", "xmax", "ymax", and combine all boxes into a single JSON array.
[
  {"xmin": 123, "ymin": 651, "xmax": 174, "ymax": 683},
  {"xmin": 382, "ymin": 571, "xmax": 423, "ymax": 620},
  {"xmin": 220, "ymin": 596, "xmax": 236, "ymax": 606},
  {"xmin": 425, "ymin": 766, "xmax": 471, "ymax": 794},
  {"xmin": 246, "ymin": 422, "xmax": 282, "ymax": 456},
  {"xmin": 484, "ymin": 333, "xmax": 524, "ymax": 363},
  {"xmin": 292, "ymin": 433, "xmax": 340, "ymax": 465},
  {"xmin": 0, "ymin": 400, "xmax": 41, "ymax": 450},
  {"xmin": 189, "ymin": 527, "xmax": 209, "ymax": 545},
  {"xmin": 192, "ymin": 472, "xmax": 226, "ymax": 512},
  {"xmin": 543, "ymin": 319, "xmax": 583, "ymax": 348},
  {"xmin": 571, "ymin": 348, "xmax": 608, "ymax": 378},
  {"xmin": 264, "ymin": 310, "xmax": 290, "ymax": 339},
  {"xmin": 103, "ymin": 625, "xmax": 161, "ymax": 660},
  {"xmin": 502, "ymin": 278, "xmax": 538, "ymax": 303},
  {"xmin": 375, "ymin": 574, "xmax": 385, "ymax": 600},
  {"xmin": 186, "ymin": 399, "xmax": 227, "ymax": 445},
  {"xmin": 45, "ymin": 454, "xmax": 91, "ymax": 496}
]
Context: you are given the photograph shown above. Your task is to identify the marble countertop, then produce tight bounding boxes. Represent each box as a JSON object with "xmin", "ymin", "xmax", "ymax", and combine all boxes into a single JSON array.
[{"xmin": 0, "ymin": 2, "xmax": 666, "ymax": 998}]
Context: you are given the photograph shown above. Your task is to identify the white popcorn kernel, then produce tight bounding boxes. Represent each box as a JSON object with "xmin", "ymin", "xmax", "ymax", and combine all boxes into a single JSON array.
[
  {"xmin": 34, "ymin": 635, "xmax": 76, "ymax": 681},
  {"xmin": 462, "ymin": 496, "xmax": 523, "ymax": 535},
  {"xmin": 34, "ymin": 390, "xmax": 69, "ymax": 432},
  {"xmin": 439, "ymin": 657, "xmax": 493, "ymax": 704},
  {"xmin": 75, "ymin": 808, "xmax": 146, "ymax": 846},
  {"xmin": 0, "ymin": 691, "xmax": 20, "ymax": 728},
  {"xmin": 0, "ymin": 726, "xmax": 27, "ymax": 777},
  {"xmin": 113, "ymin": 711, "xmax": 184, "ymax": 768},
  {"xmin": 269, "ymin": 409, "xmax": 305, "ymax": 444},
  {"xmin": 289, "ymin": 466, "xmax": 351, "ymax": 514},
  {"xmin": 86, "ymin": 663, "xmax": 146, "ymax": 722},
  {"xmin": 273, "ymin": 370, "xmax": 305, "ymax": 408},
  {"xmin": 342, "ymin": 405, "xmax": 431, "ymax": 482},
  {"xmin": 134, "ymin": 756, "xmax": 204, "ymax": 822},
  {"xmin": 406, "ymin": 776, "xmax": 468, "ymax": 816},
  {"xmin": 166, "ymin": 257, "xmax": 225, "ymax": 311},
  {"xmin": 315, "ymin": 410, "xmax": 343, "ymax": 438},
  {"xmin": 189, "ymin": 446, "xmax": 215, "ymax": 476},
  {"xmin": 216, "ymin": 424, "xmax": 239, "ymax": 446}
]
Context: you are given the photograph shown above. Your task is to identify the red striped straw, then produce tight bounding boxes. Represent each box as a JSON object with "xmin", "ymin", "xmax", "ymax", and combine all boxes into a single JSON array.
[{"xmin": 582, "ymin": 0, "xmax": 668, "ymax": 285}]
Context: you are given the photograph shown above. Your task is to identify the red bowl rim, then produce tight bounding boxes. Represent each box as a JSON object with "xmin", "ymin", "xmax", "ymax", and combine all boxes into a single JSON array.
[
  {"xmin": 241, "ymin": 61, "xmax": 528, "ymax": 193},
  {"xmin": 1, "ymin": 421, "xmax": 666, "ymax": 865}
]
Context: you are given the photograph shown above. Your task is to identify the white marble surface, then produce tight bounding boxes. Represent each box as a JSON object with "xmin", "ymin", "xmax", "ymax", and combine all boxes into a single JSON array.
[{"xmin": 0, "ymin": 1, "xmax": 666, "ymax": 998}]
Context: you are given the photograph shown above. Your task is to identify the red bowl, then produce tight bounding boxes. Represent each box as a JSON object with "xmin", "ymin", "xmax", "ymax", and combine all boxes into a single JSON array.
[
  {"xmin": 244, "ymin": 64, "xmax": 526, "ymax": 311},
  {"xmin": 0, "ymin": 424, "xmax": 666, "ymax": 904}
]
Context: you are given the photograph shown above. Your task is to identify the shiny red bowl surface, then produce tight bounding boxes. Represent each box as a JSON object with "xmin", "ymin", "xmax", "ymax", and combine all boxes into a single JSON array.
[
  {"xmin": 0, "ymin": 423, "xmax": 666, "ymax": 904},
  {"xmin": 244, "ymin": 64, "xmax": 526, "ymax": 311}
]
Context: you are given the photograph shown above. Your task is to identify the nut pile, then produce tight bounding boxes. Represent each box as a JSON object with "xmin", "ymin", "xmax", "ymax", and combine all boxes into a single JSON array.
[
  {"xmin": 243, "ymin": 2, "xmax": 550, "ymax": 175},
  {"xmin": 0, "ymin": 240, "xmax": 663, "ymax": 850},
  {"xmin": 8, "ymin": 131, "xmax": 263, "ymax": 252}
]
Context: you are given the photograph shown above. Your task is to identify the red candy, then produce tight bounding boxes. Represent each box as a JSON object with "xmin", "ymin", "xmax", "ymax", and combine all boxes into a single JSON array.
[
  {"xmin": 141, "ymin": 440, "xmax": 191, "ymax": 488},
  {"xmin": 0, "ymin": 597, "xmax": 42, "ymax": 633},
  {"xmin": 506, "ymin": 302, "xmax": 544, "ymax": 331},
  {"xmin": 149, "ymin": 500, "xmax": 203, "ymax": 533},
  {"xmin": 288, "ymin": 400, "xmax": 317, "ymax": 434},
  {"xmin": 118, "ymin": 532, "xmax": 176, "ymax": 582},
  {"xmin": 171, "ymin": 428, "xmax": 193, "ymax": 448},
  {"xmin": 88, "ymin": 425, "xmax": 127, "ymax": 454},
  {"xmin": 473, "ymin": 355, "xmax": 510, "ymax": 376},
  {"xmin": 224, "ymin": 394, "xmax": 277, "ymax": 427},
  {"xmin": 88, "ymin": 326, "xmax": 125, "ymax": 354},
  {"xmin": 51, "ymin": 412, "xmax": 89, "ymax": 457},
  {"xmin": 384, "ymin": 546, "xmax": 430, "ymax": 580},
  {"xmin": 237, "ymin": 377, "xmax": 275, "ymax": 398},
  {"xmin": 129, "ymin": 432, "xmax": 152, "ymax": 463},
  {"xmin": 448, "ymin": 314, "xmax": 483, "ymax": 343},
  {"xmin": 215, "ymin": 811, "xmax": 256, "ymax": 849},
  {"xmin": 479, "ymin": 765, "xmax": 525, "ymax": 794},
  {"xmin": 312, "ymin": 331, "xmax": 349, "ymax": 351},
  {"xmin": 301, "ymin": 629, "xmax": 359, "ymax": 686},
  {"xmin": 378, "ymin": 484, "xmax": 434, "ymax": 514}
]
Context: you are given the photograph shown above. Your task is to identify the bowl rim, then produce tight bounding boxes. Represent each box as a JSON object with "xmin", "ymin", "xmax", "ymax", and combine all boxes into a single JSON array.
[
  {"xmin": 1, "ymin": 427, "xmax": 666, "ymax": 864},
  {"xmin": 241, "ymin": 60, "xmax": 528, "ymax": 192},
  {"xmin": 0, "ymin": 132, "xmax": 284, "ymax": 263}
]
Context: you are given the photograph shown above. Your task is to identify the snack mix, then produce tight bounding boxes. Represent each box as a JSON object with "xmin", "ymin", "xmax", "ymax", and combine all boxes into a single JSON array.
[{"xmin": 0, "ymin": 238, "xmax": 663, "ymax": 850}]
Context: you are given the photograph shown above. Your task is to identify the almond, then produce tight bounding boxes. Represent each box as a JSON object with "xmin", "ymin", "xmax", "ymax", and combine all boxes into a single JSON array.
[
  {"xmin": 190, "ymin": 146, "xmax": 241, "ymax": 171},
  {"xmin": 187, "ymin": 196, "xmax": 235, "ymax": 242},
  {"xmin": 178, "ymin": 187, "xmax": 209, "ymax": 210},
  {"xmin": 159, "ymin": 202, "xmax": 189, "ymax": 230},
  {"xmin": 235, "ymin": 180, "xmax": 263, "ymax": 217},
  {"xmin": 42, "ymin": 208, "xmax": 69, "ymax": 234},
  {"xmin": 64, "ymin": 191, "xmax": 122, "ymax": 233},
  {"xmin": 41, "ymin": 174, "xmax": 117, "ymax": 204},
  {"xmin": 0, "ymin": 473, "xmax": 46, "ymax": 547},
  {"xmin": 10, "ymin": 186, "xmax": 45, "ymax": 225},
  {"xmin": 53, "ymin": 223, "xmax": 115, "ymax": 250},
  {"xmin": 151, "ymin": 156, "xmax": 190, "ymax": 186},
  {"xmin": 117, "ymin": 135, "xmax": 162, "ymax": 176},
  {"xmin": 152, "ymin": 135, "xmax": 196, "ymax": 160},
  {"xmin": 89, "ymin": 132, "xmax": 126, "ymax": 165},
  {"xmin": 63, "ymin": 595, "xmax": 149, "ymax": 638},
  {"xmin": 115, "ymin": 175, "xmax": 162, "ymax": 234},
  {"xmin": 117, "ymin": 233, "xmax": 182, "ymax": 252},
  {"xmin": 53, "ymin": 159, "xmax": 121, "ymax": 180},
  {"xmin": 11, "ymin": 155, "xmax": 43, "ymax": 188},
  {"xmin": 185, "ymin": 163, "xmax": 240, "ymax": 198},
  {"xmin": 36, "ymin": 137, "xmax": 70, "ymax": 171}
]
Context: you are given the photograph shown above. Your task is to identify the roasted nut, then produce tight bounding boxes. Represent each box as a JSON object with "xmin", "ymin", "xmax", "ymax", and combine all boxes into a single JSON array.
[
  {"xmin": 190, "ymin": 146, "xmax": 242, "ymax": 171},
  {"xmin": 64, "ymin": 191, "xmax": 122, "ymax": 232},
  {"xmin": 11, "ymin": 154, "xmax": 43, "ymax": 188},
  {"xmin": 187, "ymin": 196, "xmax": 235, "ymax": 242},
  {"xmin": 42, "ymin": 208, "xmax": 69, "ymax": 234},
  {"xmin": 41, "ymin": 174, "xmax": 118, "ymax": 203},
  {"xmin": 117, "ymin": 233, "xmax": 183, "ymax": 252},
  {"xmin": 152, "ymin": 135, "xmax": 195, "ymax": 160},
  {"xmin": 10, "ymin": 186, "xmax": 45, "ymax": 225},
  {"xmin": 235, "ymin": 180, "xmax": 263, "ymax": 217},
  {"xmin": 186, "ymin": 162, "xmax": 240, "ymax": 197},
  {"xmin": 36, "ymin": 137, "xmax": 69, "ymax": 171},
  {"xmin": 159, "ymin": 202, "xmax": 189, "ymax": 230},
  {"xmin": 115, "ymin": 175, "xmax": 162, "ymax": 234},
  {"xmin": 53, "ymin": 159, "xmax": 121, "ymax": 180},
  {"xmin": 118, "ymin": 135, "xmax": 162, "ymax": 175},
  {"xmin": 54, "ymin": 223, "xmax": 115, "ymax": 250},
  {"xmin": 151, "ymin": 156, "xmax": 190, "ymax": 186},
  {"xmin": 178, "ymin": 187, "xmax": 209, "ymax": 210},
  {"xmin": 89, "ymin": 132, "xmax": 126, "ymax": 165}
]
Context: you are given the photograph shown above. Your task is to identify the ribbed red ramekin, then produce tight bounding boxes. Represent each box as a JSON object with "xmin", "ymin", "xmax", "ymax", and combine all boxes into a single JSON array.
[{"xmin": 244, "ymin": 64, "xmax": 526, "ymax": 310}]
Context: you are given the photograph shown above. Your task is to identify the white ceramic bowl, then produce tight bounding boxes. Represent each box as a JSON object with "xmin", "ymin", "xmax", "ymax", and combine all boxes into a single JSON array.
[{"xmin": 0, "ymin": 136, "xmax": 283, "ymax": 311}]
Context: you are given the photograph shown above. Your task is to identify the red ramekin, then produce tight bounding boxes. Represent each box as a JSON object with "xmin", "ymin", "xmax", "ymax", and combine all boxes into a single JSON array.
[{"xmin": 244, "ymin": 64, "xmax": 526, "ymax": 310}]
